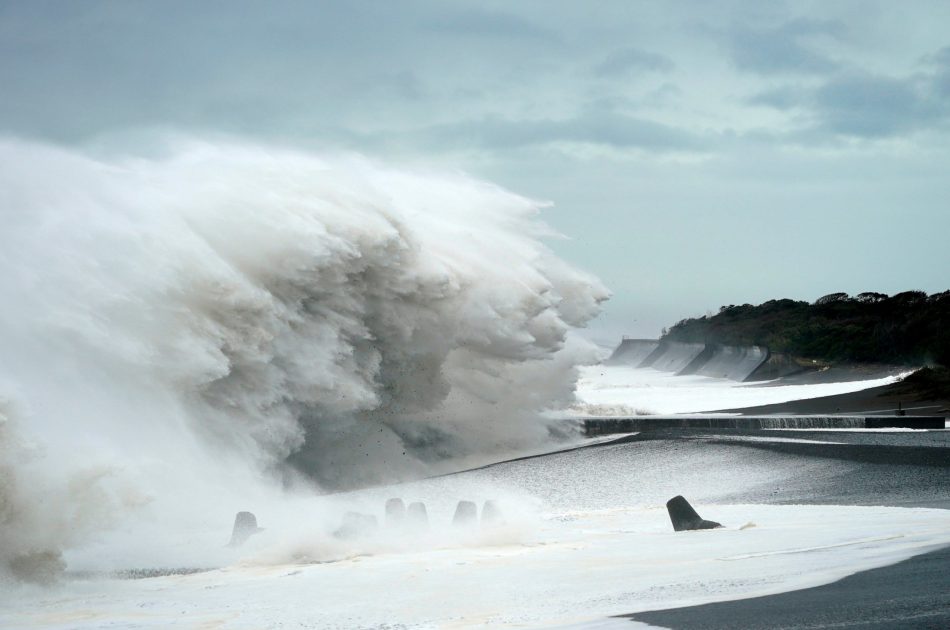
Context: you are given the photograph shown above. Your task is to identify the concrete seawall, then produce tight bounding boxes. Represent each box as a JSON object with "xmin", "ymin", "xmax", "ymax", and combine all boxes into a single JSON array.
[
  {"xmin": 606, "ymin": 339, "xmax": 769, "ymax": 381},
  {"xmin": 583, "ymin": 416, "xmax": 944, "ymax": 435},
  {"xmin": 689, "ymin": 345, "xmax": 769, "ymax": 380},
  {"xmin": 644, "ymin": 341, "xmax": 707, "ymax": 373},
  {"xmin": 605, "ymin": 338, "xmax": 659, "ymax": 366}
]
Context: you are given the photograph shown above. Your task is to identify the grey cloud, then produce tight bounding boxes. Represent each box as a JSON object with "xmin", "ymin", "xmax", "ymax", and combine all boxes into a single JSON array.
[
  {"xmin": 928, "ymin": 46, "xmax": 950, "ymax": 97},
  {"xmin": 747, "ymin": 86, "xmax": 802, "ymax": 110},
  {"xmin": 411, "ymin": 112, "xmax": 708, "ymax": 153},
  {"xmin": 427, "ymin": 8, "xmax": 557, "ymax": 41},
  {"xmin": 645, "ymin": 82, "xmax": 683, "ymax": 105},
  {"xmin": 593, "ymin": 47, "xmax": 674, "ymax": 76},
  {"xmin": 749, "ymin": 53, "xmax": 950, "ymax": 140},
  {"xmin": 812, "ymin": 73, "xmax": 930, "ymax": 137},
  {"xmin": 728, "ymin": 18, "xmax": 841, "ymax": 75}
]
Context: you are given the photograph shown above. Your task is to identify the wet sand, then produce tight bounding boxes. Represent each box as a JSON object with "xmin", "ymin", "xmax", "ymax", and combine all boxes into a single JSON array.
[
  {"xmin": 614, "ymin": 424, "xmax": 950, "ymax": 628},
  {"xmin": 625, "ymin": 544, "xmax": 950, "ymax": 629}
]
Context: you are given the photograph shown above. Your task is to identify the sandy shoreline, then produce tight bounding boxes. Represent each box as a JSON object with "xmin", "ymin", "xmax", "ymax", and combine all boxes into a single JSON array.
[
  {"xmin": 3, "ymin": 412, "xmax": 946, "ymax": 628},
  {"xmin": 626, "ymin": 544, "xmax": 950, "ymax": 629},
  {"xmin": 617, "ymin": 424, "xmax": 950, "ymax": 629}
]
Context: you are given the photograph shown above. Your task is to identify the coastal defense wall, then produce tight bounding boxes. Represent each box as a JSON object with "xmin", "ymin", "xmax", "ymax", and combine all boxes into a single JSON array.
[
  {"xmin": 688, "ymin": 345, "xmax": 769, "ymax": 381},
  {"xmin": 606, "ymin": 338, "xmax": 660, "ymax": 366},
  {"xmin": 746, "ymin": 353, "xmax": 807, "ymax": 381},
  {"xmin": 645, "ymin": 341, "xmax": 707, "ymax": 373},
  {"xmin": 606, "ymin": 339, "xmax": 769, "ymax": 381}
]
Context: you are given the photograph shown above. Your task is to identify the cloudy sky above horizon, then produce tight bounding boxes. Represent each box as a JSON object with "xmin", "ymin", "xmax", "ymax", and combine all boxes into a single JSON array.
[{"xmin": 3, "ymin": 0, "xmax": 949, "ymax": 342}]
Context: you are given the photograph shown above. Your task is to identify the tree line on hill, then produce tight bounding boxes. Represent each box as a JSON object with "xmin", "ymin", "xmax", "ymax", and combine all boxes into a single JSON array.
[{"xmin": 662, "ymin": 290, "xmax": 950, "ymax": 367}]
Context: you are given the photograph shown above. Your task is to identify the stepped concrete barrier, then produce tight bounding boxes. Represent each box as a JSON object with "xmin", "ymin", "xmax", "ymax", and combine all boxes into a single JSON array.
[
  {"xmin": 746, "ymin": 352, "xmax": 808, "ymax": 381},
  {"xmin": 689, "ymin": 345, "xmax": 769, "ymax": 381},
  {"xmin": 606, "ymin": 339, "xmax": 770, "ymax": 381},
  {"xmin": 582, "ymin": 416, "xmax": 944, "ymax": 435},
  {"xmin": 605, "ymin": 338, "xmax": 660, "ymax": 366},
  {"xmin": 644, "ymin": 341, "xmax": 707, "ymax": 373}
]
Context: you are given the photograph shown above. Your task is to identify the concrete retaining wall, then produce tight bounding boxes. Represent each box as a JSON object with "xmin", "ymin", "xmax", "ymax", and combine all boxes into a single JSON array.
[
  {"xmin": 690, "ymin": 345, "xmax": 769, "ymax": 381},
  {"xmin": 605, "ymin": 338, "xmax": 660, "ymax": 366},
  {"xmin": 746, "ymin": 353, "xmax": 806, "ymax": 381},
  {"xmin": 645, "ymin": 341, "xmax": 707, "ymax": 373},
  {"xmin": 605, "ymin": 339, "xmax": 769, "ymax": 381}
]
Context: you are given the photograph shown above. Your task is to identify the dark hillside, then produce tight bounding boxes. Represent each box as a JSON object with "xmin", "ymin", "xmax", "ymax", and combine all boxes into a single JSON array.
[{"xmin": 663, "ymin": 291, "xmax": 950, "ymax": 367}]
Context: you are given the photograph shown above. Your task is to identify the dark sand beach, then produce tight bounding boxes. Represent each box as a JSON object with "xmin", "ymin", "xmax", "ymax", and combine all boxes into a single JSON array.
[{"xmin": 626, "ymin": 544, "xmax": 950, "ymax": 629}]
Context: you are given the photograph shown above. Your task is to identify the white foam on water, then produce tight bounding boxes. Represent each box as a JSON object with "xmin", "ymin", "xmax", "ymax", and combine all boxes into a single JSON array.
[
  {"xmin": 572, "ymin": 366, "xmax": 909, "ymax": 416},
  {"xmin": 2, "ymin": 415, "xmax": 946, "ymax": 628},
  {"xmin": 3, "ymin": 435, "xmax": 949, "ymax": 628},
  {"xmin": 2, "ymin": 498, "xmax": 947, "ymax": 628},
  {"xmin": 692, "ymin": 434, "xmax": 846, "ymax": 445}
]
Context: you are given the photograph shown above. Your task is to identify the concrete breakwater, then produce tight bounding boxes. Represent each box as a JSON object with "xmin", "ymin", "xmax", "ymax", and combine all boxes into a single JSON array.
[
  {"xmin": 583, "ymin": 416, "xmax": 945, "ymax": 435},
  {"xmin": 607, "ymin": 338, "xmax": 769, "ymax": 381},
  {"xmin": 605, "ymin": 338, "xmax": 659, "ymax": 367}
]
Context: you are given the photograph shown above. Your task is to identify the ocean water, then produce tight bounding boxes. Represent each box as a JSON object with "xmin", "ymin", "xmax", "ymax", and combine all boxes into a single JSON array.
[{"xmin": 2, "ymin": 435, "xmax": 948, "ymax": 628}]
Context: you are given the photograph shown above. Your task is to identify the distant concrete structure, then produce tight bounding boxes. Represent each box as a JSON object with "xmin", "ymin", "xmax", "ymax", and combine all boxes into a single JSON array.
[
  {"xmin": 606, "ymin": 339, "xmax": 769, "ymax": 382},
  {"xmin": 334, "ymin": 512, "xmax": 379, "ymax": 539},
  {"xmin": 228, "ymin": 511, "xmax": 263, "ymax": 547},
  {"xmin": 666, "ymin": 496, "xmax": 723, "ymax": 531},
  {"xmin": 686, "ymin": 345, "xmax": 769, "ymax": 381},
  {"xmin": 606, "ymin": 338, "xmax": 659, "ymax": 366},
  {"xmin": 452, "ymin": 500, "xmax": 478, "ymax": 527},
  {"xmin": 385, "ymin": 498, "xmax": 406, "ymax": 527},
  {"xmin": 407, "ymin": 501, "xmax": 429, "ymax": 529},
  {"xmin": 646, "ymin": 341, "xmax": 707, "ymax": 373},
  {"xmin": 481, "ymin": 500, "xmax": 502, "ymax": 526},
  {"xmin": 745, "ymin": 352, "xmax": 807, "ymax": 381}
]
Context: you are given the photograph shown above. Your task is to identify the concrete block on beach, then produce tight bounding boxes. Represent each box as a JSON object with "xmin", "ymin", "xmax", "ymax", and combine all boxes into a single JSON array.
[
  {"xmin": 385, "ymin": 498, "xmax": 406, "ymax": 527},
  {"xmin": 452, "ymin": 500, "xmax": 478, "ymax": 527},
  {"xmin": 666, "ymin": 496, "xmax": 723, "ymax": 532},
  {"xmin": 407, "ymin": 501, "xmax": 429, "ymax": 529},
  {"xmin": 228, "ymin": 511, "xmax": 263, "ymax": 547},
  {"xmin": 481, "ymin": 500, "xmax": 503, "ymax": 526},
  {"xmin": 334, "ymin": 512, "xmax": 379, "ymax": 539}
]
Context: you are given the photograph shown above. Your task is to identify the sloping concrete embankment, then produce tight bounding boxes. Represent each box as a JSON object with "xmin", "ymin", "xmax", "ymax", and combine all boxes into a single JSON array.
[
  {"xmin": 604, "ymin": 338, "xmax": 659, "ymax": 366},
  {"xmin": 643, "ymin": 341, "xmax": 707, "ymax": 373},
  {"xmin": 686, "ymin": 345, "xmax": 769, "ymax": 380},
  {"xmin": 607, "ymin": 339, "xmax": 769, "ymax": 382}
]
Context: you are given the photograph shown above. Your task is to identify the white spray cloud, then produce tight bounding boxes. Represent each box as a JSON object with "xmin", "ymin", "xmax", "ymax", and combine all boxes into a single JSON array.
[{"xmin": 0, "ymin": 138, "xmax": 607, "ymax": 578}]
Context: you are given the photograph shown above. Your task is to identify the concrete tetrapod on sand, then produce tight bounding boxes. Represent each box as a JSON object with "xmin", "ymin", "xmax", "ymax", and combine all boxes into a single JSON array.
[
  {"xmin": 385, "ymin": 498, "xmax": 406, "ymax": 527},
  {"xmin": 481, "ymin": 500, "xmax": 503, "ymax": 526},
  {"xmin": 407, "ymin": 502, "xmax": 429, "ymax": 529},
  {"xmin": 666, "ymin": 496, "xmax": 723, "ymax": 532},
  {"xmin": 228, "ymin": 511, "xmax": 264, "ymax": 547},
  {"xmin": 334, "ymin": 512, "xmax": 379, "ymax": 539},
  {"xmin": 452, "ymin": 500, "xmax": 478, "ymax": 527}
]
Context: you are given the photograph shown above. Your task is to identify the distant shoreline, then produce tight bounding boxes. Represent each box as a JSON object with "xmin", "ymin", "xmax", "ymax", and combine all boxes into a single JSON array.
[{"xmin": 624, "ymin": 544, "xmax": 950, "ymax": 629}]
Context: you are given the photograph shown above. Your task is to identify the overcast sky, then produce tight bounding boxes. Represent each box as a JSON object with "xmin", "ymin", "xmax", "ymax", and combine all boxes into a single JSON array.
[{"xmin": 3, "ymin": 0, "xmax": 949, "ymax": 342}]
